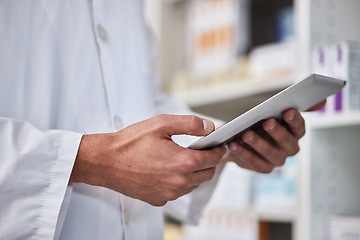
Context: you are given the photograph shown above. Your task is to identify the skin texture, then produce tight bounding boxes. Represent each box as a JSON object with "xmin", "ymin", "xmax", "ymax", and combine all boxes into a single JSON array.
[
  {"xmin": 71, "ymin": 114, "xmax": 226, "ymax": 206},
  {"xmin": 225, "ymin": 109, "xmax": 305, "ymax": 173},
  {"xmin": 71, "ymin": 100, "xmax": 326, "ymax": 206},
  {"xmin": 225, "ymin": 100, "xmax": 326, "ymax": 173}
]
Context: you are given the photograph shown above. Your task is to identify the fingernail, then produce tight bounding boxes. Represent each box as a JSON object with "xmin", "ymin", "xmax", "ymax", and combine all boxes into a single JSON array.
[
  {"xmin": 264, "ymin": 119, "xmax": 276, "ymax": 132},
  {"xmin": 229, "ymin": 143, "xmax": 238, "ymax": 152},
  {"xmin": 203, "ymin": 119, "xmax": 214, "ymax": 133},
  {"xmin": 243, "ymin": 132, "xmax": 255, "ymax": 143},
  {"xmin": 288, "ymin": 111, "xmax": 296, "ymax": 121}
]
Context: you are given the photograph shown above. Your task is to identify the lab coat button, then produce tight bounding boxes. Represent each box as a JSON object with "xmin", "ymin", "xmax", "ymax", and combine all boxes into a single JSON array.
[
  {"xmin": 113, "ymin": 116, "xmax": 124, "ymax": 130},
  {"xmin": 96, "ymin": 24, "xmax": 107, "ymax": 41}
]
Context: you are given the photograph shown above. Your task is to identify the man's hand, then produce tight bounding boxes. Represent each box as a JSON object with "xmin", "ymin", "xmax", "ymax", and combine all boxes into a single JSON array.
[
  {"xmin": 70, "ymin": 114, "xmax": 226, "ymax": 206},
  {"xmin": 223, "ymin": 100, "xmax": 326, "ymax": 173}
]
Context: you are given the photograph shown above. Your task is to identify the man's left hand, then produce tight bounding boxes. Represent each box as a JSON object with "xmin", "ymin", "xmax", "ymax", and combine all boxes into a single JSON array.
[{"xmin": 222, "ymin": 100, "xmax": 326, "ymax": 173}]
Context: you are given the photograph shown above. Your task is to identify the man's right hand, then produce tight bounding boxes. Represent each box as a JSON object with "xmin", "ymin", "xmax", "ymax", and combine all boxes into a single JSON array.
[{"xmin": 70, "ymin": 114, "xmax": 226, "ymax": 206}]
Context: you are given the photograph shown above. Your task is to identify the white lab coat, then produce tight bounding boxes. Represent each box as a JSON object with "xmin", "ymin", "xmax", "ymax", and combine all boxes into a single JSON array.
[{"xmin": 0, "ymin": 1, "xmax": 223, "ymax": 239}]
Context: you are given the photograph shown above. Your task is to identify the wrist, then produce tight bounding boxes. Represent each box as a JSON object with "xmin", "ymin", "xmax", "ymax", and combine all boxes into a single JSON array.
[{"xmin": 70, "ymin": 134, "xmax": 104, "ymax": 185}]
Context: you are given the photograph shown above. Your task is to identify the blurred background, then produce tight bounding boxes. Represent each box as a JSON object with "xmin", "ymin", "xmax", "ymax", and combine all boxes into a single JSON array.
[{"xmin": 144, "ymin": 0, "xmax": 360, "ymax": 239}]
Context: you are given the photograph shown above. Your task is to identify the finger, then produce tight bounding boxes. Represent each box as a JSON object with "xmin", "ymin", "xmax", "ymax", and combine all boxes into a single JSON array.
[
  {"xmin": 306, "ymin": 99, "xmax": 327, "ymax": 112},
  {"xmin": 225, "ymin": 145, "xmax": 254, "ymax": 170},
  {"xmin": 152, "ymin": 114, "xmax": 215, "ymax": 137},
  {"xmin": 189, "ymin": 146, "xmax": 227, "ymax": 171},
  {"xmin": 242, "ymin": 131, "xmax": 287, "ymax": 167},
  {"xmin": 227, "ymin": 142, "xmax": 275, "ymax": 173},
  {"xmin": 282, "ymin": 109, "xmax": 306, "ymax": 139},
  {"xmin": 262, "ymin": 118, "xmax": 300, "ymax": 156},
  {"xmin": 190, "ymin": 167, "xmax": 217, "ymax": 186}
]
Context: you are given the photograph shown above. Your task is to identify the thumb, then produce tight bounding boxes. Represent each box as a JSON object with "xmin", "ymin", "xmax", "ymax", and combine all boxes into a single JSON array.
[{"xmin": 154, "ymin": 114, "xmax": 215, "ymax": 137}]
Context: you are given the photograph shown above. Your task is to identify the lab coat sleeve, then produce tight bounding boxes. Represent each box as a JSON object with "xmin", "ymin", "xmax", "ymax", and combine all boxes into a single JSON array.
[
  {"xmin": 0, "ymin": 118, "xmax": 82, "ymax": 240},
  {"xmin": 154, "ymin": 93, "xmax": 226, "ymax": 225}
]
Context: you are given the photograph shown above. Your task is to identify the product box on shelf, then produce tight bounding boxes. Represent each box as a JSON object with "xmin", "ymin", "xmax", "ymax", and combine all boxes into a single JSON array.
[
  {"xmin": 184, "ymin": 0, "xmax": 246, "ymax": 78},
  {"xmin": 328, "ymin": 214, "xmax": 360, "ymax": 240},
  {"xmin": 208, "ymin": 161, "xmax": 252, "ymax": 211},
  {"xmin": 182, "ymin": 210, "xmax": 257, "ymax": 240},
  {"xmin": 182, "ymin": 162, "xmax": 256, "ymax": 240},
  {"xmin": 312, "ymin": 41, "xmax": 360, "ymax": 114},
  {"xmin": 252, "ymin": 156, "xmax": 297, "ymax": 212},
  {"xmin": 248, "ymin": 40, "xmax": 295, "ymax": 82},
  {"xmin": 311, "ymin": 44, "xmax": 337, "ymax": 114},
  {"xmin": 332, "ymin": 41, "xmax": 360, "ymax": 112}
]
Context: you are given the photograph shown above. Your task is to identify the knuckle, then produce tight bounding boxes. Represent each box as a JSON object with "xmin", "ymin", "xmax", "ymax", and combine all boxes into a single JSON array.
[
  {"xmin": 261, "ymin": 166, "xmax": 275, "ymax": 174},
  {"xmin": 250, "ymin": 160, "xmax": 274, "ymax": 174},
  {"xmin": 151, "ymin": 199, "xmax": 167, "ymax": 207},
  {"xmin": 151, "ymin": 115, "xmax": 167, "ymax": 131},
  {"xmin": 187, "ymin": 115, "xmax": 201, "ymax": 132},
  {"xmin": 278, "ymin": 157, "xmax": 287, "ymax": 166},
  {"xmin": 183, "ymin": 160, "xmax": 196, "ymax": 172},
  {"xmin": 177, "ymin": 154, "xmax": 197, "ymax": 172},
  {"xmin": 274, "ymin": 152, "xmax": 287, "ymax": 166},
  {"xmin": 173, "ymin": 176, "xmax": 191, "ymax": 190},
  {"xmin": 299, "ymin": 128, "xmax": 306, "ymax": 138},
  {"xmin": 164, "ymin": 191, "xmax": 179, "ymax": 202},
  {"xmin": 289, "ymin": 144, "xmax": 300, "ymax": 156},
  {"xmin": 206, "ymin": 168, "xmax": 216, "ymax": 180}
]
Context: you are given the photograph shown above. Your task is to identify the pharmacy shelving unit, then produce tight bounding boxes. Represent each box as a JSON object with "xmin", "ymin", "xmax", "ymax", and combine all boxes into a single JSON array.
[
  {"xmin": 146, "ymin": 0, "xmax": 360, "ymax": 239},
  {"xmin": 171, "ymin": 76, "xmax": 293, "ymax": 121},
  {"xmin": 145, "ymin": 0, "xmax": 295, "ymax": 122},
  {"xmin": 297, "ymin": 112, "xmax": 360, "ymax": 240},
  {"xmin": 295, "ymin": 0, "xmax": 360, "ymax": 240}
]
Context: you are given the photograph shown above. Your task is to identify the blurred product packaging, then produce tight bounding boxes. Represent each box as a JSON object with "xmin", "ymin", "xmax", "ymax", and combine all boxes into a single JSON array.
[
  {"xmin": 182, "ymin": 211, "xmax": 257, "ymax": 240},
  {"xmin": 182, "ymin": 162, "xmax": 256, "ymax": 240},
  {"xmin": 252, "ymin": 156, "xmax": 297, "ymax": 212},
  {"xmin": 274, "ymin": 6, "xmax": 294, "ymax": 43},
  {"xmin": 328, "ymin": 214, "xmax": 360, "ymax": 240},
  {"xmin": 247, "ymin": 4, "xmax": 295, "ymax": 82},
  {"xmin": 248, "ymin": 40, "xmax": 295, "ymax": 81},
  {"xmin": 312, "ymin": 41, "xmax": 360, "ymax": 114},
  {"xmin": 184, "ymin": 0, "xmax": 249, "ymax": 78},
  {"xmin": 208, "ymin": 161, "xmax": 253, "ymax": 211}
]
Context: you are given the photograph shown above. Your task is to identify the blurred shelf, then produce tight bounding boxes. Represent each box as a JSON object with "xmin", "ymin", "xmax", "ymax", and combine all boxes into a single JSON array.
[
  {"xmin": 164, "ymin": 0, "xmax": 183, "ymax": 3},
  {"xmin": 254, "ymin": 208, "xmax": 296, "ymax": 223},
  {"xmin": 305, "ymin": 111, "xmax": 360, "ymax": 129},
  {"xmin": 171, "ymin": 76, "xmax": 293, "ymax": 107},
  {"xmin": 171, "ymin": 76, "xmax": 293, "ymax": 121}
]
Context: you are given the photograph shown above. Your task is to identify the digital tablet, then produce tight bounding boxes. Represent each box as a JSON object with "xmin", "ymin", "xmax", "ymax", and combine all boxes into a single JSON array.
[{"xmin": 188, "ymin": 74, "xmax": 346, "ymax": 150}]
